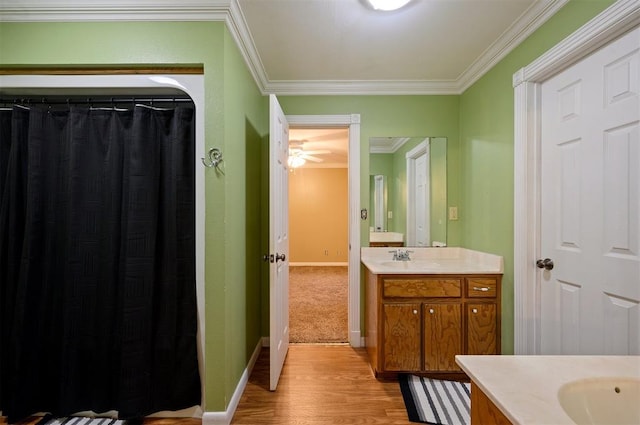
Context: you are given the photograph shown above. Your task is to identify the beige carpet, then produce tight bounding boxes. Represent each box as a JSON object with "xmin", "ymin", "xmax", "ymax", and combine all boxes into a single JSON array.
[{"xmin": 289, "ymin": 266, "xmax": 348, "ymax": 343}]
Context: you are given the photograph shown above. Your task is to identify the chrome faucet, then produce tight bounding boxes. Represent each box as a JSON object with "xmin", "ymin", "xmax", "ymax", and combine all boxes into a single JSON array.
[{"xmin": 389, "ymin": 248, "xmax": 413, "ymax": 261}]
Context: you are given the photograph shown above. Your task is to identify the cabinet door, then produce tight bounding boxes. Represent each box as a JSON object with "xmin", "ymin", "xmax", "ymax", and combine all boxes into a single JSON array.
[
  {"xmin": 424, "ymin": 303, "xmax": 462, "ymax": 371},
  {"xmin": 383, "ymin": 303, "xmax": 421, "ymax": 371},
  {"xmin": 467, "ymin": 303, "xmax": 498, "ymax": 355}
]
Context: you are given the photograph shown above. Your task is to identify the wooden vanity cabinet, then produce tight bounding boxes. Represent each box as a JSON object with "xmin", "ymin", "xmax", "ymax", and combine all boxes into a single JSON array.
[
  {"xmin": 424, "ymin": 303, "xmax": 462, "ymax": 372},
  {"xmin": 382, "ymin": 303, "xmax": 421, "ymax": 371},
  {"xmin": 365, "ymin": 270, "xmax": 501, "ymax": 379}
]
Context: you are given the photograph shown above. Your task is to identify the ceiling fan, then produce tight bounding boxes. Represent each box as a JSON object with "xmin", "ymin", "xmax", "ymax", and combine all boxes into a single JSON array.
[{"xmin": 288, "ymin": 140, "xmax": 331, "ymax": 167}]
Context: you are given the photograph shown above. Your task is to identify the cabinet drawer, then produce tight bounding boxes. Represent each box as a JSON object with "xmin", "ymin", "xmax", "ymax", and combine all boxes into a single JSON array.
[
  {"xmin": 383, "ymin": 278, "xmax": 462, "ymax": 298},
  {"xmin": 467, "ymin": 278, "xmax": 497, "ymax": 298}
]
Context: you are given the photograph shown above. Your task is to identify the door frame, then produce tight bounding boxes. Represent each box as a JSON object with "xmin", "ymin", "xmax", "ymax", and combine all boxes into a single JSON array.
[
  {"xmin": 406, "ymin": 140, "xmax": 430, "ymax": 247},
  {"xmin": 286, "ymin": 114, "xmax": 361, "ymax": 347},
  {"xmin": 512, "ymin": 0, "xmax": 639, "ymax": 355}
]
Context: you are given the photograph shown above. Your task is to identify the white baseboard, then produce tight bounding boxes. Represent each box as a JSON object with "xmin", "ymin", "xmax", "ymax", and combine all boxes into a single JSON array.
[
  {"xmin": 147, "ymin": 405, "xmax": 203, "ymax": 418},
  {"xmin": 289, "ymin": 262, "xmax": 348, "ymax": 266},
  {"xmin": 202, "ymin": 338, "xmax": 263, "ymax": 425},
  {"xmin": 349, "ymin": 330, "xmax": 363, "ymax": 348}
]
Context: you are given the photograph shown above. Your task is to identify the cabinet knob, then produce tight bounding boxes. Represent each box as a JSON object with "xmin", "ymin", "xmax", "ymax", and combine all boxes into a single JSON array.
[
  {"xmin": 429, "ymin": 308, "xmax": 435, "ymax": 314},
  {"xmin": 413, "ymin": 309, "xmax": 418, "ymax": 315},
  {"xmin": 472, "ymin": 308, "xmax": 478, "ymax": 314}
]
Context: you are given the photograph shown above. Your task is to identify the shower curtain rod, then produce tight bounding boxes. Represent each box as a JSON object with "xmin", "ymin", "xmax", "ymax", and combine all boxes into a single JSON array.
[{"xmin": 0, "ymin": 96, "xmax": 194, "ymax": 106}]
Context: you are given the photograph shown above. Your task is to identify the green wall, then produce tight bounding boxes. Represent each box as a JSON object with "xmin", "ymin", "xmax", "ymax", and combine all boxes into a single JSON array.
[
  {"xmin": 278, "ymin": 95, "xmax": 462, "ymax": 247},
  {"xmin": 0, "ymin": 20, "xmax": 268, "ymax": 411},
  {"xmin": 221, "ymin": 29, "xmax": 269, "ymax": 409},
  {"xmin": 458, "ymin": 0, "xmax": 616, "ymax": 354}
]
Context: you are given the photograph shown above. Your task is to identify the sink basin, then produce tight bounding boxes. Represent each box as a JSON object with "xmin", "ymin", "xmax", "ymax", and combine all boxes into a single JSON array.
[{"xmin": 558, "ymin": 377, "xmax": 640, "ymax": 424}]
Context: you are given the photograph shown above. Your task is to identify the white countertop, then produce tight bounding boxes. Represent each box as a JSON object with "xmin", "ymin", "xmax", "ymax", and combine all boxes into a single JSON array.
[
  {"xmin": 456, "ymin": 355, "xmax": 640, "ymax": 425},
  {"xmin": 361, "ymin": 247, "xmax": 503, "ymax": 274}
]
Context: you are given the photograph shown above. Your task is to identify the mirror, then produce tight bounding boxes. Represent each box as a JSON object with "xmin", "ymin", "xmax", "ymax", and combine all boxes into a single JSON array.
[
  {"xmin": 369, "ymin": 137, "xmax": 447, "ymax": 247},
  {"xmin": 370, "ymin": 174, "xmax": 387, "ymax": 231}
]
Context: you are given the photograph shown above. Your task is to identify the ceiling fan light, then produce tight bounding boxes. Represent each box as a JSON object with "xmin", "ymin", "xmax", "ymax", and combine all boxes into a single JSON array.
[
  {"xmin": 367, "ymin": 0, "xmax": 411, "ymax": 11},
  {"xmin": 288, "ymin": 155, "xmax": 306, "ymax": 168}
]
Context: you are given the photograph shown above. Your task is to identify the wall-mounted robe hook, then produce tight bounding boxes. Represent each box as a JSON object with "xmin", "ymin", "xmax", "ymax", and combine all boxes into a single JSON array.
[{"xmin": 202, "ymin": 147, "xmax": 225, "ymax": 174}]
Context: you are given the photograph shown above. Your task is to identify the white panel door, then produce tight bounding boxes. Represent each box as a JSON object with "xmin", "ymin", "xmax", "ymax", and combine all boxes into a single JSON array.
[
  {"xmin": 414, "ymin": 153, "xmax": 429, "ymax": 247},
  {"xmin": 269, "ymin": 94, "xmax": 290, "ymax": 390},
  {"xmin": 406, "ymin": 141, "xmax": 430, "ymax": 247},
  {"xmin": 539, "ymin": 28, "xmax": 639, "ymax": 355}
]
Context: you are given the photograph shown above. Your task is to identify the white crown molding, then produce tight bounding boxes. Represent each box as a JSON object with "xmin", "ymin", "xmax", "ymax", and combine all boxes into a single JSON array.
[
  {"xmin": 263, "ymin": 79, "xmax": 460, "ymax": 96},
  {"xmin": 518, "ymin": 0, "xmax": 640, "ymax": 84},
  {"xmin": 457, "ymin": 0, "xmax": 569, "ymax": 93},
  {"xmin": 0, "ymin": 0, "xmax": 571, "ymax": 95},
  {"xmin": 370, "ymin": 137, "xmax": 411, "ymax": 154},
  {"xmin": 225, "ymin": 0, "xmax": 269, "ymax": 95},
  {"xmin": 0, "ymin": 0, "xmax": 233, "ymax": 21}
]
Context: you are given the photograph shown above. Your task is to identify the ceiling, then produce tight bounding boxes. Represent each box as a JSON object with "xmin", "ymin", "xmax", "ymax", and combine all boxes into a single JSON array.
[
  {"xmin": 289, "ymin": 127, "xmax": 349, "ymax": 168},
  {"xmin": 237, "ymin": 0, "xmax": 567, "ymax": 94},
  {"xmin": 267, "ymin": 0, "xmax": 565, "ymax": 166}
]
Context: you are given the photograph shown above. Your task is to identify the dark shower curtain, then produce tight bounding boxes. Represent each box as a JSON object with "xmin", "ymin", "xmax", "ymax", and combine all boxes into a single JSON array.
[{"xmin": 0, "ymin": 103, "xmax": 201, "ymax": 422}]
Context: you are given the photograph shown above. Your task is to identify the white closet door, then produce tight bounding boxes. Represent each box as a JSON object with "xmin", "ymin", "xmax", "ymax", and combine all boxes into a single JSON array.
[{"xmin": 539, "ymin": 27, "xmax": 639, "ymax": 355}]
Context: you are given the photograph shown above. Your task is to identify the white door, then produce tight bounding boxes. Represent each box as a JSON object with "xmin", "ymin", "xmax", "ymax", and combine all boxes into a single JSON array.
[
  {"xmin": 414, "ymin": 153, "xmax": 429, "ymax": 246},
  {"xmin": 406, "ymin": 140, "xmax": 430, "ymax": 246},
  {"xmin": 539, "ymin": 27, "xmax": 639, "ymax": 355},
  {"xmin": 269, "ymin": 94, "xmax": 290, "ymax": 389}
]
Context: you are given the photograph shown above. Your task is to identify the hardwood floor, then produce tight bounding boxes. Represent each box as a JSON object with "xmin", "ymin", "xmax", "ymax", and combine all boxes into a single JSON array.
[
  {"xmin": 0, "ymin": 419, "xmax": 200, "ymax": 425},
  {"xmin": 2, "ymin": 345, "xmax": 411, "ymax": 425},
  {"xmin": 232, "ymin": 344, "xmax": 412, "ymax": 424}
]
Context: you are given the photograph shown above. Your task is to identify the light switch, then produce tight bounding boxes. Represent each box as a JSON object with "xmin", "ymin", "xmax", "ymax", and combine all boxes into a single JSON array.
[
  {"xmin": 449, "ymin": 206, "xmax": 458, "ymax": 220},
  {"xmin": 388, "ymin": 211, "xmax": 393, "ymax": 219}
]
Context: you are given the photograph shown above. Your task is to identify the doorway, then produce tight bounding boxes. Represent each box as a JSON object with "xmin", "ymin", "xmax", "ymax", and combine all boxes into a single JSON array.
[
  {"xmin": 285, "ymin": 114, "xmax": 362, "ymax": 347},
  {"xmin": 288, "ymin": 127, "xmax": 349, "ymax": 343}
]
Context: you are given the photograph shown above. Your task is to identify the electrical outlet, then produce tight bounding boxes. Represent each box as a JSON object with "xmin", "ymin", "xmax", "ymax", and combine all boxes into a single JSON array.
[
  {"xmin": 324, "ymin": 249, "xmax": 329, "ymax": 256},
  {"xmin": 449, "ymin": 206, "xmax": 458, "ymax": 221}
]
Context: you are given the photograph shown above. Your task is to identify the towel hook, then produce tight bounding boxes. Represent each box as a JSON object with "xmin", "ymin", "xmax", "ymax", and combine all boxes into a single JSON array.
[{"xmin": 202, "ymin": 147, "xmax": 225, "ymax": 174}]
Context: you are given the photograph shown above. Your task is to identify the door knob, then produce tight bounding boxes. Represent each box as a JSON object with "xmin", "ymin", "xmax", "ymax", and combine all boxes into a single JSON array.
[
  {"xmin": 264, "ymin": 253, "xmax": 286, "ymax": 263},
  {"xmin": 536, "ymin": 258, "xmax": 554, "ymax": 270}
]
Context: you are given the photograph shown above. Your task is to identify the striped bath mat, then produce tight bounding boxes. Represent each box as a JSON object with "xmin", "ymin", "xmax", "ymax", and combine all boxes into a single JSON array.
[
  {"xmin": 399, "ymin": 375, "xmax": 471, "ymax": 425},
  {"xmin": 37, "ymin": 416, "xmax": 126, "ymax": 425}
]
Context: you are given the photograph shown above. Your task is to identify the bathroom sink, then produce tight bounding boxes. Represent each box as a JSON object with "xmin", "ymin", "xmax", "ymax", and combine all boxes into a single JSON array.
[{"xmin": 558, "ymin": 377, "xmax": 640, "ymax": 424}]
